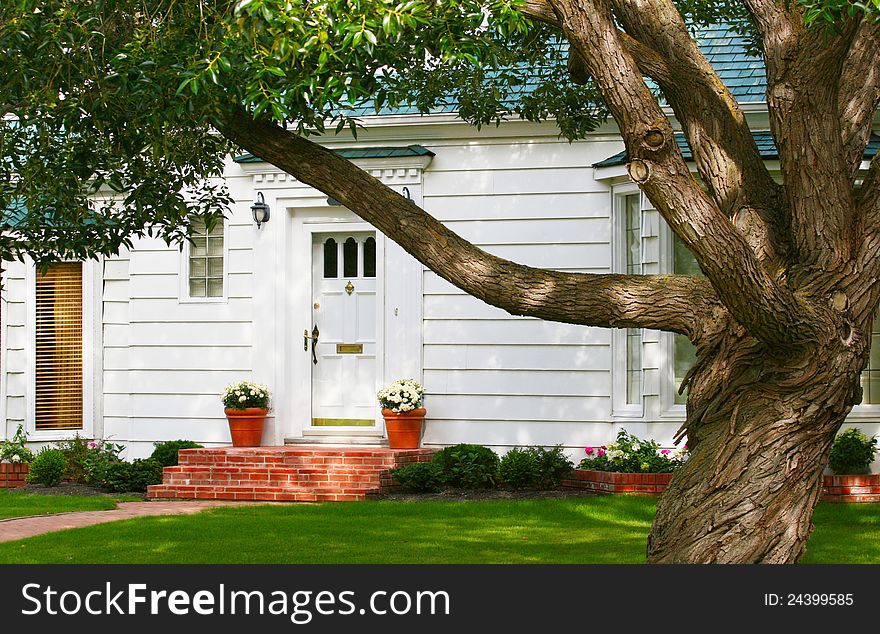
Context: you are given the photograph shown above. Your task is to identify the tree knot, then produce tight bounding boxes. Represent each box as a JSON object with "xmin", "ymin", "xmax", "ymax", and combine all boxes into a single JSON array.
[{"xmin": 642, "ymin": 129, "xmax": 665, "ymax": 149}]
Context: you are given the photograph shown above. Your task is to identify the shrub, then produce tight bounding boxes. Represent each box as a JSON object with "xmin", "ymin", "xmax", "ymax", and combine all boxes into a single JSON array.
[
  {"xmin": 530, "ymin": 446, "xmax": 575, "ymax": 488},
  {"xmin": 500, "ymin": 446, "xmax": 575, "ymax": 489},
  {"xmin": 103, "ymin": 459, "xmax": 164, "ymax": 493},
  {"xmin": 829, "ymin": 429, "xmax": 878, "ymax": 475},
  {"xmin": 81, "ymin": 441, "xmax": 125, "ymax": 487},
  {"xmin": 0, "ymin": 424, "xmax": 33, "ymax": 464},
  {"xmin": 578, "ymin": 429, "xmax": 686, "ymax": 473},
  {"xmin": 432, "ymin": 444, "xmax": 499, "ymax": 489},
  {"xmin": 389, "ymin": 462, "xmax": 445, "ymax": 493},
  {"xmin": 500, "ymin": 448, "xmax": 542, "ymax": 489},
  {"xmin": 53, "ymin": 435, "xmax": 96, "ymax": 483},
  {"xmin": 150, "ymin": 440, "xmax": 204, "ymax": 467},
  {"xmin": 26, "ymin": 449, "xmax": 68, "ymax": 486}
]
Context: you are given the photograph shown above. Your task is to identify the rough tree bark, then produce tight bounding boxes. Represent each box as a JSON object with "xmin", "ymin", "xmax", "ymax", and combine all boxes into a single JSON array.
[{"xmin": 215, "ymin": 0, "xmax": 880, "ymax": 563}]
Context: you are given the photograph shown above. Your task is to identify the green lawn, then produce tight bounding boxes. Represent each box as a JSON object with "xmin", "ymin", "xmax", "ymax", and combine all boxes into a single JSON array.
[
  {"xmin": 0, "ymin": 490, "xmax": 137, "ymax": 519},
  {"xmin": 0, "ymin": 495, "xmax": 878, "ymax": 563}
]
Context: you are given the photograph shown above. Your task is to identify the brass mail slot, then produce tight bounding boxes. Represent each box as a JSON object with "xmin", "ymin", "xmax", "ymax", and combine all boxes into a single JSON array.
[{"xmin": 336, "ymin": 343, "xmax": 363, "ymax": 354}]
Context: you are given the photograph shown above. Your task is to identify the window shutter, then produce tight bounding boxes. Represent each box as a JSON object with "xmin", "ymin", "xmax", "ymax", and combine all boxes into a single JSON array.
[{"xmin": 35, "ymin": 262, "xmax": 83, "ymax": 430}]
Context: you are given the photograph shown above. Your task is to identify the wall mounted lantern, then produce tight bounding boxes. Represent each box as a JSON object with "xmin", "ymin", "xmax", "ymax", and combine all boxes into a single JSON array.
[{"xmin": 251, "ymin": 192, "xmax": 271, "ymax": 228}]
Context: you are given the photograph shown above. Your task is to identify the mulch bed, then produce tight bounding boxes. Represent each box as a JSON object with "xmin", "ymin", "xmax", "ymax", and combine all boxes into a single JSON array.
[
  {"xmin": 373, "ymin": 488, "xmax": 597, "ymax": 502},
  {"xmin": 11, "ymin": 483, "xmax": 146, "ymax": 499},
  {"xmin": 10, "ymin": 483, "xmax": 592, "ymax": 502}
]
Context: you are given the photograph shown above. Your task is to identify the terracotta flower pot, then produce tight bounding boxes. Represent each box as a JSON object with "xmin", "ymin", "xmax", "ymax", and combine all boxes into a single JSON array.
[
  {"xmin": 382, "ymin": 407, "xmax": 426, "ymax": 449},
  {"xmin": 224, "ymin": 407, "xmax": 268, "ymax": 447}
]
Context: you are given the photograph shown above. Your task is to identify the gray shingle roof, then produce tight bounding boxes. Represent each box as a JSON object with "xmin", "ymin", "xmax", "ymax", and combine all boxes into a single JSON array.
[
  {"xmin": 346, "ymin": 24, "xmax": 766, "ymax": 117},
  {"xmin": 593, "ymin": 131, "xmax": 880, "ymax": 168}
]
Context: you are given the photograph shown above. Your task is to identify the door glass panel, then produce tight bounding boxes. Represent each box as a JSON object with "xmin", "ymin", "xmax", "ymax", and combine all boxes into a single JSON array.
[
  {"xmin": 363, "ymin": 237, "xmax": 376, "ymax": 277},
  {"xmin": 343, "ymin": 237, "xmax": 358, "ymax": 277},
  {"xmin": 323, "ymin": 238, "xmax": 338, "ymax": 278}
]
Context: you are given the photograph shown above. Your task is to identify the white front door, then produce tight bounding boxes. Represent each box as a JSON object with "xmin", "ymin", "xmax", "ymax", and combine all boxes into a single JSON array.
[{"xmin": 310, "ymin": 232, "xmax": 379, "ymax": 430}]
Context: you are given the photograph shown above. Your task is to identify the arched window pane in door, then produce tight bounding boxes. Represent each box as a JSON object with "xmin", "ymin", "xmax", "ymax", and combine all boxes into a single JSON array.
[
  {"xmin": 343, "ymin": 237, "xmax": 358, "ymax": 277},
  {"xmin": 363, "ymin": 237, "xmax": 376, "ymax": 277},
  {"xmin": 323, "ymin": 238, "xmax": 338, "ymax": 278}
]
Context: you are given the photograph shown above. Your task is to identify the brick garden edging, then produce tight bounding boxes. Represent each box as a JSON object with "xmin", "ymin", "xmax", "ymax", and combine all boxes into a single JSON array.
[
  {"xmin": 0, "ymin": 463, "xmax": 29, "ymax": 489},
  {"xmin": 563, "ymin": 469, "xmax": 880, "ymax": 503},
  {"xmin": 822, "ymin": 473, "xmax": 880, "ymax": 503},
  {"xmin": 562, "ymin": 469, "xmax": 673, "ymax": 495}
]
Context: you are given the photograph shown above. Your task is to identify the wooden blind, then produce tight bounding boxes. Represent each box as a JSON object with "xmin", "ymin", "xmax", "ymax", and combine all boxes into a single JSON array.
[{"xmin": 35, "ymin": 262, "xmax": 83, "ymax": 430}]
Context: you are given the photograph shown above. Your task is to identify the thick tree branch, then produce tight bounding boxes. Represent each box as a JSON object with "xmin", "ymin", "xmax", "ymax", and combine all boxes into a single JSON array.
[
  {"xmin": 216, "ymin": 107, "xmax": 722, "ymax": 340},
  {"xmin": 609, "ymin": 0, "xmax": 789, "ymax": 272},
  {"xmin": 524, "ymin": 0, "xmax": 789, "ymax": 270},
  {"xmin": 742, "ymin": 0, "xmax": 796, "ymax": 57},
  {"xmin": 547, "ymin": 0, "xmax": 818, "ymax": 347},
  {"xmin": 839, "ymin": 20, "xmax": 880, "ymax": 180},
  {"xmin": 757, "ymin": 11, "xmax": 857, "ymax": 273}
]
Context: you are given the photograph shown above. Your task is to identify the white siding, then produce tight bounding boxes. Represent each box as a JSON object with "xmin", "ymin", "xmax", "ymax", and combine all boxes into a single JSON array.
[
  {"xmin": 420, "ymin": 134, "xmax": 617, "ymax": 449},
  {"xmin": 2, "ymin": 261, "xmax": 28, "ymax": 439}
]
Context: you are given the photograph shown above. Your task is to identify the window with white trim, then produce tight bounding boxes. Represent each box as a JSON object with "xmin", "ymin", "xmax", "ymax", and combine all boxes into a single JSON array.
[
  {"xmin": 34, "ymin": 263, "xmax": 83, "ymax": 431},
  {"xmin": 672, "ymin": 233, "xmax": 699, "ymax": 405},
  {"xmin": 187, "ymin": 219, "xmax": 224, "ymax": 298},
  {"xmin": 614, "ymin": 190, "xmax": 643, "ymax": 415},
  {"xmin": 859, "ymin": 315, "xmax": 880, "ymax": 404}
]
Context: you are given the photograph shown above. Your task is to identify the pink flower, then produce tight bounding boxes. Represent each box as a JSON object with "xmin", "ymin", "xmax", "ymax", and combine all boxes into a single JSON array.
[
  {"xmin": 88, "ymin": 442, "xmax": 98, "ymax": 448},
  {"xmin": 661, "ymin": 449, "xmax": 670, "ymax": 455},
  {"xmin": 684, "ymin": 444, "xmax": 689, "ymax": 450},
  {"xmin": 597, "ymin": 449, "xmax": 606, "ymax": 457},
  {"xmin": 584, "ymin": 447, "xmax": 595, "ymax": 455}
]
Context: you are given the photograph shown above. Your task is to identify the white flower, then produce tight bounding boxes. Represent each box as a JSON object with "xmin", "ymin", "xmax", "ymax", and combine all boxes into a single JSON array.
[
  {"xmin": 10, "ymin": 454, "xmax": 20, "ymax": 463},
  {"xmin": 239, "ymin": 395, "xmax": 247, "ymax": 402},
  {"xmin": 632, "ymin": 443, "xmax": 641, "ymax": 452}
]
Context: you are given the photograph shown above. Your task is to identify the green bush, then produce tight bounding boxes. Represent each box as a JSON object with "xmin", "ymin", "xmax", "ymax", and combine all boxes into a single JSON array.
[
  {"xmin": 53, "ymin": 435, "xmax": 95, "ymax": 483},
  {"xmin": 150, "ymin": 440, "xmax": 203, "ymax": 467},
  {"xmin": 829, "ymin": 429, "xmax": 878, "ymax": 475},
  {"xmin": 500, "ymin": 446, "xmax": 574, "ymax": 489},
  {"xmin": 103, "ymin": 459, "xmax": 164, "ymax": 493},
  {"xmin": 0, "ymin": 424, "xmax": 33, "ymax": 464},
  {"xmin": 578, "ymin": 429, "xmax": 685, "ymax": 474},
  {"xmin": 389, "ymin": 462, "xmax": 445, "ymax": 493},
  {"xmin": 531, "ymin": 446, "xmax": 575, "ymax": 488},
  {"xmin": 432, "ymin": 444, "xmax": 499, "ymax": 489},
  {"xmin": 26, "ymin": 449, "xmax": 68, "ymax": 486},
  {"xmin": 500, "ymin": 448, "xmax": 542, "ymax": 489},
  {"xmin": 82, "ymin": 441, "xmax": 125, "ymax": 487}
]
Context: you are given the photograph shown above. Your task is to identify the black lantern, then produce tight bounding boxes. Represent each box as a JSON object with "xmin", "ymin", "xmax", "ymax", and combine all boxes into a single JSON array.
[{"xmin": 251, "ymin": 192, "xmax": 271, "ymax": 228}]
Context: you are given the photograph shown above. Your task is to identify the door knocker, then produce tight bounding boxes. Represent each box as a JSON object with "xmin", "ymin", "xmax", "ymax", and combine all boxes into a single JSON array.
[{"xmin": 345, "ymin": 281, "xmax": 354, "ymax": 295}]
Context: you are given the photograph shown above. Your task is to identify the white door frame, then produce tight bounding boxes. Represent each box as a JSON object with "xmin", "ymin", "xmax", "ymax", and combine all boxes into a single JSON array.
[{"xmin": 288, "ymin": 210, "xmax": 386, "ymax": 439}]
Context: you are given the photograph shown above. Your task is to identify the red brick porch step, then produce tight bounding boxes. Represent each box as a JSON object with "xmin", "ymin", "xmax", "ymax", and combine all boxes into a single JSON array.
[{"xmin": 147, "ymin": 447, "xmax": 435, "ymax": 502}]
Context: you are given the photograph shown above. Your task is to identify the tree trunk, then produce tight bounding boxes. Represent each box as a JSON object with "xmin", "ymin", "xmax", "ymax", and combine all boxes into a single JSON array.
[{"xmin": 647, "ymin": 330, "xmax": 865, "ymax": 563}]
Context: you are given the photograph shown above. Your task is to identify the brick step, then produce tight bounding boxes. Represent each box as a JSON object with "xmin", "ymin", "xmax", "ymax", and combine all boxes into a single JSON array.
[
  {"xmin": 163, "ymin": 473, "xmax": 383, "ymax": 487},
  {"xmin": 177, "ymin": 448, "xmax": 432, "ymax": 468},
  {"xmin": 152, "ymin": 446, "xmax": 437, "ymax": 503},
  {"xmin": 147, "ymin": 484, "xmax": 375, "ymax": 502},
  {"xmin": 164, "ymin": 465, "xmax": 395, "ymax": 476}
]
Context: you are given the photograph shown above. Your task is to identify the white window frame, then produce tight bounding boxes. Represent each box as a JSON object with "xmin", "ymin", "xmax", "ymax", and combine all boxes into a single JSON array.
[
  {"xmin": 25, "ymin": 258, "xmax": 100, "ymax": 441},
  {"xmin": 612, "ymin": 184, "xmax": 644, "ymax": 418},
  {"xmin": 658, "ymin": 214, "xmax": 689, "ymax": 419},
  {"xmin": 848, "ymin": 316, "xmax": 880, "ymax": 418},
  {"xmin": 179, "ymin": 218, "xmax": 229, "ymax": 304}
]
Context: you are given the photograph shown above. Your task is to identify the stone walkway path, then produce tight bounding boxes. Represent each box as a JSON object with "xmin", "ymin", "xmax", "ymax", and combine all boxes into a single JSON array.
[{"xmin": 0, "ymin": 501, "xmax": 254, "ymax": 543}]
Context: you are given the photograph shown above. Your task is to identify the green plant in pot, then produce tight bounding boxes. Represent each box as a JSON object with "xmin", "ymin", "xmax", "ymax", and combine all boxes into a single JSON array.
[
  {"xmin": 378, "ymin": 379, "xmax": 425, "ymax": 449},
  {"xmin": 222, "ymin": 381, "xmax": 271, "ymax": 447},
  {"xmin": 828, "ymin": 429, "xmax": 878, "ymax": 475}
]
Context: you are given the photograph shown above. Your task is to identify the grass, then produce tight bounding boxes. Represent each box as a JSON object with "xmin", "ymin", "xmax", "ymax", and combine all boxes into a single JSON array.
[
  {"xmin": 0, "ymin": 490, "xmax": 137, "ymax": 520},
  {"xmin": 0, "ymin": 495, "xmax": 878, "ymax": 563}
]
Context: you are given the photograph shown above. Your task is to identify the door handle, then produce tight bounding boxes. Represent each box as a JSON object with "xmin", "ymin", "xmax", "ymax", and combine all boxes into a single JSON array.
[{"xmin": 311, "ymin": 325, "xmax": 320, "ymax": 365}]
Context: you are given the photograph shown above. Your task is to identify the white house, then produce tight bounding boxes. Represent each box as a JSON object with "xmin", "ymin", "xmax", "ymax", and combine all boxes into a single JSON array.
[{"xmin": 3, "ymin": 25, "xmax": 879, "ymax": 461}]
